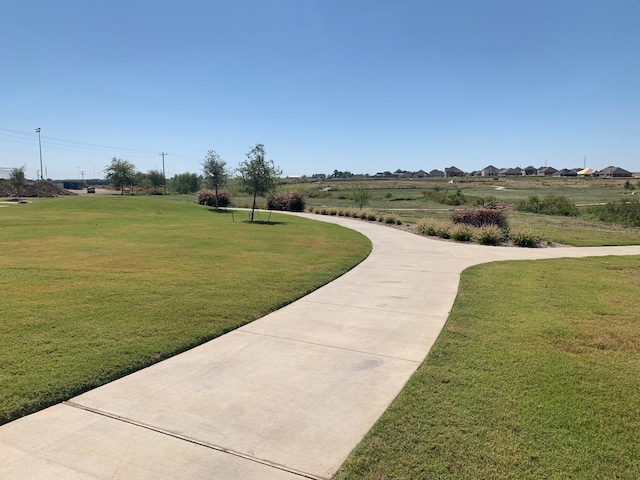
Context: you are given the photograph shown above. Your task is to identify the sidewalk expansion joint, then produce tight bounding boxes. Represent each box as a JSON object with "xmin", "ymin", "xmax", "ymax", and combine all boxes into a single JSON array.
[
  {"xmin": 62, "ymin": 401, "xmax": 325, "ymax": 480},
  {"xmin": 238, "ymin": 330, "xmax": 423, "ymax": 365}
]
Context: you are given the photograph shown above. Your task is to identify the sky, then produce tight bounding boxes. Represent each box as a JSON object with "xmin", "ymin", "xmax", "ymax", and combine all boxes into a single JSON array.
[{"xmin": 1, "ymin": 0, "xmax": 639, "ymax": 180}]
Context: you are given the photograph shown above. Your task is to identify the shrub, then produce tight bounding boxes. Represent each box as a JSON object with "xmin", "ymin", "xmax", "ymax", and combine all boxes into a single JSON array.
[
  {"xmin": 475, "ymin": 225, "xmax": 504, "ymax": 245},
  {"xmin": 510, "ymin": 227, "xmax": 545, "ymax": 248},
  {"xmin": 516, "ymin": 195, "xmax": 578, "ymax": 216},
  {"xmin": 367, "ymin": 212, "xmax": 378, "ymax": 221},
  {"xmin": 452, "ymin": 207, "xmax": 509, "ymax": 230},
  {"xmin": 196, "ymin": 189, "xmax": 231, "ymax": 208},
  {"xmin": 422, "ymin": 188, "xmax": 467, "ymax": 205},
  {"xmin": 383, "ymin": 214, "xmax": 400, "ymax": 224},
  {"xmin": 266, "ymin": 191, "xmax": 306, "ymax": 212},
  {"xmin": 588, "ymin": 199, "xmax": 640, "ymax": 227},
  {"xmin": 450, "ymin": 224, "xmax": 474, "ymax": 242}
]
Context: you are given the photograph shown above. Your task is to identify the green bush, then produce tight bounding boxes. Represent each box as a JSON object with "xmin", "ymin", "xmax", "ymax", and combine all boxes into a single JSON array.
[
  {"xmin": 587, "ymin": 199, "xmax": 640, "ymax": 227},
  {"xmin": 510, "ymin": 227, "xmax": 545, "ymax": 247},
  {"xmin": 475, "ymin": 225, "xmax": 503, "ymax": 245},
  {"xmin": 196, "ymin": 189, "xmax": 231, "ymax": 207},
  {"xmin": 422, "ymin": 188, "xmax": 467, "ymax": 205},
  {"xmin": 516, "ymin": 195, "xmax": 578, "ymax": 216}
]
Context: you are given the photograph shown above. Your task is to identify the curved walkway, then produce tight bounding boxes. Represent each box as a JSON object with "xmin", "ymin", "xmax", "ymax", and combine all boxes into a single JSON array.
[{"xmin": 1, "ymin": 214, "xmax": 639, "ymax": 480}]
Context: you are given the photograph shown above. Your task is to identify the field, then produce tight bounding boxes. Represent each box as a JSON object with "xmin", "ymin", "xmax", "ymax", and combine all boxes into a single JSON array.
[
  {"xmin": 272, "ymin": 176, "xmax": 640, "ymax": 246},
  {"xmin": 0, "ymin": 196, "xmax": 371, "ymax": 425}
]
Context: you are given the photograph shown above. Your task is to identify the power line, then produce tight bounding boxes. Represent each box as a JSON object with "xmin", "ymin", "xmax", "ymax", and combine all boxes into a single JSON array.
[{"xmin": 0, "ymin": 127, "xmax": 200, "ymax": 164}]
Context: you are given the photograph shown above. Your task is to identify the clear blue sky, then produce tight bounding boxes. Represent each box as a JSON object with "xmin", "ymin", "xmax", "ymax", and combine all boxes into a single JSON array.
[{"xmin": 1, "ymin": 0, "xmax": 639, "ymax": 180}]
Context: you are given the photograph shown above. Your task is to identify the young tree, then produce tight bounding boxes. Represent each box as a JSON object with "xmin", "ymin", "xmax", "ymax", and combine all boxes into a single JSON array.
[
  {"xmin": 172, "ymin": 172, "xmax": 200, "ymax": 194},
  {"xmin": 105, "ymin": 158, "xmax": 137, "ymax": 195},
  {"xmin": 9, "ymin": 166, "xmax": 26, "ymax": 199},
  {"xmin": 351, "ymin": 181, "xmax": 371, "ymax": 209},
  {"xmin": 237, "ymin": 144, "xmax": 282, "ymax": 222},
  {"xmin": 202, "ymin": 150, "xmax": 229, "ymax": 208},
  {"xmin": 147, "ymin": 169, "xmax": 165, "ymax": 193}
]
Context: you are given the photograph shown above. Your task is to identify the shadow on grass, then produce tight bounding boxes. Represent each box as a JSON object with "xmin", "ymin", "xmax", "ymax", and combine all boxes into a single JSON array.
[{"xmin": 206, "ymin": 208, "xmax": 288, "ymax": 225}]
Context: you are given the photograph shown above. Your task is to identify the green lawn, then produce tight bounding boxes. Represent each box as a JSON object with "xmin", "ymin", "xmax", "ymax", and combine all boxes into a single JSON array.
[
  {"xmin": 0, "ymin": 196, "xmax": 371, "ymax": 425},
  {"xmin": 334, "ymin": 256, "xmax": 640, "ymax": 479}
]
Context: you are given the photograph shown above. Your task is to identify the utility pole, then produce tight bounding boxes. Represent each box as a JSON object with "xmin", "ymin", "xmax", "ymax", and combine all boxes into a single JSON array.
[
  {"xmin": 35, "ymin": 128, "xmax": 43, "ymax": 180},
  {"xmin": 159, "ymin": 152, "xmax": 167, "ymax": 195}
]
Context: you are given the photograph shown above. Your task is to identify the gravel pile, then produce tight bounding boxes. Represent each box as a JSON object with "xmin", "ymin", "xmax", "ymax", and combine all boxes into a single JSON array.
[{"xmin": 0, "ymin": 179, "xmax": 75, "ymax": 197}]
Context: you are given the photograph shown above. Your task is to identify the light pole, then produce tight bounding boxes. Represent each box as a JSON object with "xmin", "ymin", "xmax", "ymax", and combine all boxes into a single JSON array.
[{"xmin": 35, "ymin": 128, "xmax": 43, "ymax": 180}]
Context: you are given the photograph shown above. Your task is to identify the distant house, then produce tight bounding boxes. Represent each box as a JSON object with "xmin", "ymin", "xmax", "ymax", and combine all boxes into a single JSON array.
[
  {"xmin": 429, "ymin": 169, "xmax": 444, "ymax": 177},
  {"xmin": 577, "ymin": 168, "xmax": 597, "ymax": 177},
  {"xmin": 553, "ymin": 168, "xmax": 577, "ymax": 177},
  {"xmin": 500, "ymin": 167, "xmax": 521, "ymax": 176},
  {"xmin": 445, "ymin": 166, "xmax": 464, "ymax": 177},
  {"xmin": 480, "ymin": 165, "xmax": 499, "ymax": 177},
  {"xmin": 537, "ymin": 166, "xmax": 558, "ymax": 176},
  {"xmin": 522, "ymin": 166, "xmax": 537, "ymax": 176},
  {"xmin": 599, "ymin": 166, "xmax": 632, "ymax": 178},
  {"xmin": 312, "ymin": 173, "xmax": 326, "ymax": 179},
  {"xmin": 413, "ymin": 169, "xmax": 429, "ymax": 178}
]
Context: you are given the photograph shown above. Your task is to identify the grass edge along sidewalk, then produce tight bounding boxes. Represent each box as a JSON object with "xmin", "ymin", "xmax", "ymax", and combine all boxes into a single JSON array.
[{"xmin": 335, "ymin": 255, "xmax": 640, "ymax": 479}]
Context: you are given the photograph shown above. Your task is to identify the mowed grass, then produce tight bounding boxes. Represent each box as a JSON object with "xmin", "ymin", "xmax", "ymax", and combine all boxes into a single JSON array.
[
  {"xmin": 0, "ymin": 196, "xmax": 371, "ymax": 425},
  {"xmin": 335, "ymin": 256, "xmax": 640, "ymax": 479}
]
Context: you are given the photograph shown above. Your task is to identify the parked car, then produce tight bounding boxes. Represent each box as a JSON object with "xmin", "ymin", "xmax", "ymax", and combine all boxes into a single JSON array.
[{"xmin": 87, "ymin": 186, "xmax": 95, "ymax": 193}]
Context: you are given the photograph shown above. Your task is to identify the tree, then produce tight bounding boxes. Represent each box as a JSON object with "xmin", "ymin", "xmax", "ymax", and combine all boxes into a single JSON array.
[
  {"xmin": 237, "ymin": 144, "xmax": 282, "ymax": 222},
  {"xmin": 9, "ymin": 166, "xmax": 26, "ymax": 199},
  {"xmin": 172, "ymin": 172, "xmax": 200, "ymax": 194},
  {"xmin": 202, "ymin": 150, "xmax": 229, "ymax": 208},
  {"xmin": 105, "ymin": 158, "xmax": 137, "ymax": 195},
  {"xmin": 351, "ymin": 181, "xmax": 371, "ymax": 209},
  {"xmin": 147, "ymin": 169, "xmax": 165, "ymax": 193}
]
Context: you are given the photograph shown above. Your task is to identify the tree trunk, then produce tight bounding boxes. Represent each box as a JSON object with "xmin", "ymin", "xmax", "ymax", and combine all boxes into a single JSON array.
[{"xmin": 251, "ymin": 193, "xmax": 257, "ymax": 222}]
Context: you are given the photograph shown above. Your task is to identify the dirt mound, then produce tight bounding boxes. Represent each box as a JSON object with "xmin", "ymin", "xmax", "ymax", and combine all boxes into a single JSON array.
[{"xmin": 0, "ymin": 179, "xmax": 75, "ymax": 197}]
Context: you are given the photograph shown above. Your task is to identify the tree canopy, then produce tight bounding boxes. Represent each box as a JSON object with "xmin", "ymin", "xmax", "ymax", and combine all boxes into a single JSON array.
[
  {"xmin": 9, "ymin": 166, "xmax": 26, "ymax": 199},
  {"xmin": 202, "ymin": 150, "xmax": 229, "ymax": 207},
  {"xmin": 105, "ymin": 158, "xmax": 137, "ymax": 194},
  {"xmin": 237, "ymin": 144, "xmax": 281, "ymax": 222},
  {"xmin": 147, "ymin": 169, "xmax": 165, "ymax": 194}
]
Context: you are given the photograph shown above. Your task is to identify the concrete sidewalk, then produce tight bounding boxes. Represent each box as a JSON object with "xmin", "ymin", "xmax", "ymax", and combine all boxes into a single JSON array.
[{"xmin": 1, "ymin": 213, "xmax": 639, "ymax": 479}]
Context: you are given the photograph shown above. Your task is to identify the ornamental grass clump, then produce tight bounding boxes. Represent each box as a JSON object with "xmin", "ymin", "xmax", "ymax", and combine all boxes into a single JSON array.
[
  {"xmin": 510, "ymin": 227, "xmax": 545, "ymax": 247},
  {"xmin": 475, "ymin": 225, "xmax": 504, "ymax": 245},
  {"xmin": 450, "ymin": 223, "xmax": 474, "ymax": 242},
  {"xmin": 416, "ymin": 218, "xmax": 445, "ymax": 237}
]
